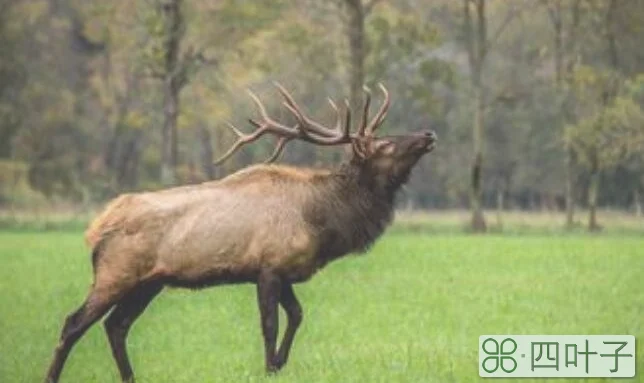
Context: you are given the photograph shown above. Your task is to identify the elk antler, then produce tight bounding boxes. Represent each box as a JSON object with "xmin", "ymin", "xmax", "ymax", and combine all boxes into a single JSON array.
[
  {"xmin": 365, "ymin": 83, "xmax": 390, "ymax": 135},
  {"xmin": 214, "ymin": 82, "xmax": 390, "ymax": 164}
]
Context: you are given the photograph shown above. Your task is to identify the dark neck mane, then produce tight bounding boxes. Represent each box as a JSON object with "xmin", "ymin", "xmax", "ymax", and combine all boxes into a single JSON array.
[{"xmin": 305, "ymin": 161, "xmax": 399, "ymax": 267}]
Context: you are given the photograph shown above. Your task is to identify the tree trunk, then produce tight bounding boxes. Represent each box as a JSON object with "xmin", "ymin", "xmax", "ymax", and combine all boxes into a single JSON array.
[
  {"xmin": 161, "ymin": 78, "xmax": 179, "ymax": 185},
  {"xmin": 198, "ymin": 126, "xmax": 215, "ymax": 180},
  {"xmin": 564, "ymin": 146, "xmax": 575, "ymax": 228},
  {"xmin": 160, "ymin": 0, "xmax": 183, "ymax": 186},
  {"xmin": 211, "ymin": 122, "xmax": 225, "ymax": 179},
  {"xmin": 587, "ymin": 151, "xmax": 600, "ymax": 232},
  {"xmin": 470, "ymin": 85, "xmax": 486, "ymax": 231},
  {"xmin": 546, "ymin": 0, "xmax": 577, "ymax": 229},
  {"xmin": 343, "ymin": 0, "xmax": 366, "ymax": 114},
  {"xmin": 634, "ymin": 189, "xmax": 642, "ymax": 217},
  {"xmin": 464, "ymin": 0, "xmax": 488, "ymax": 232},
  {"xmin": 495, "ymin": 187, "xmax": 504, "ymax": 230},
  {"xmin": 538, "ymin": 192, "xmax": 546, "ymax": 212},
  {"xmin": 118, "ymin": 131, "xmax": 142, "ymax": 190},
  {"xmin": 557, "ymin": 4, "xmax": 576, "ymax": 228},
  {"xmin": 586, "ymin": 0, "xmax": 619, "ymax": 232},
  {"xmin": 562, "ymin": 0, "xmax": 581, "ymax": 229}
]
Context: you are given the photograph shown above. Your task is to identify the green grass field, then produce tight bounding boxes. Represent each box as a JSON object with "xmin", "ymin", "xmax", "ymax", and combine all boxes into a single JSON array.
[{"xmin": 0, "ymin": 230, "xmax": 642, "ymax": 382}]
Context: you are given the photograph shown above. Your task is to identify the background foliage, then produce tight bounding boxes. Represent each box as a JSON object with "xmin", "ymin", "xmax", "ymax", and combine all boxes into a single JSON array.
[{"xmin": 1, "ymin": 0, "xmax": 643, "ymax": 231}]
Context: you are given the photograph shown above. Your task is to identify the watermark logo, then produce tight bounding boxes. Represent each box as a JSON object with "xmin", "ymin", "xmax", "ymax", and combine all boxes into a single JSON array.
[
  {"xmin": 479, "ymin": 335, "xmax": 635, "ymax": 378},
  {"xmin": 481, "ymin": 337, "xmax": 518, "ymax": 373}
]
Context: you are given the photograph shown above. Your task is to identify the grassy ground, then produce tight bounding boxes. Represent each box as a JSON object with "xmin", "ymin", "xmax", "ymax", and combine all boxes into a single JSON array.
[
  {"xmin": 2, "ymin": 208, "xmax": 642, "ymax": 234},
  {"xmin": 0, "ymin": 231, "xmax": 642, "ymax": 382}
]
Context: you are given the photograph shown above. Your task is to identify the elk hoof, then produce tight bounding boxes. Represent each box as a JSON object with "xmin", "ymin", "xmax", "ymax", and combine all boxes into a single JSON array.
[{"xmin": 266, "ymin": 359, "xmax": 284, "ymax": 374}]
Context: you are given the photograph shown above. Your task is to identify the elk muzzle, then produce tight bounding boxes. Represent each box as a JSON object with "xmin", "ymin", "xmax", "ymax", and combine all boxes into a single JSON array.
[{"xmin": 404, "ymin": 130, "xmax": 437, "ymax": 155}]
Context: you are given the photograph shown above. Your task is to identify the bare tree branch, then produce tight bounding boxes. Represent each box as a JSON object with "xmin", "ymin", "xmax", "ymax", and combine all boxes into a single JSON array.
[
  {"xmin": 477, "ymin": 0, "xmax": 487, "ymax": 62},
  {"xmin": 539, "ymin": 0, "xmax": 562, "ymax": 28},
  {"xmin": 484, "ymin": 1, "xmax": 527, "ymax": 56},
  {"xmin": 364, "ymin": 0, "xmax": 385, "ymax": 15},
  {"xmin": 463, "ymin": 0, "xmax": 475, "ymax": 71}
]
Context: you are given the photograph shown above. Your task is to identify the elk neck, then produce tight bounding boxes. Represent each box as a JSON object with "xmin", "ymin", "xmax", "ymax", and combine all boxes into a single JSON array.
[{"xmin": 305, "ymin": 160, "xmax": 399, "ymax": 268}]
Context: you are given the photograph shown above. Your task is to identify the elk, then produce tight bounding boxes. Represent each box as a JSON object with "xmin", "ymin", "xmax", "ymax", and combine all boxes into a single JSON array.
[{"xmin": 44, "ymin": 83, "xmax": 437, "ymax": 383}]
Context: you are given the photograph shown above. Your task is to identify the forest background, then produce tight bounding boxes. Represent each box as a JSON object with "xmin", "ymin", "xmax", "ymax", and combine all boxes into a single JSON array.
[{"xmin": 1, "ymin": 0, "xmax": 644, "ymax": 232}]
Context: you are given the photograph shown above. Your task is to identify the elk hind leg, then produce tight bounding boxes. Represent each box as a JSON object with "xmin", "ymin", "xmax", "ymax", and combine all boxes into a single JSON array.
[
  {"xmin": 44, "ymin": 289, "xmax": 117, "ymax": 383},
  {"xmin": 104, "ymin": 282, "xmax": 163, "ymax": 383},
  {"xmin": 257, "ymin": 270, "xmax": 282, "ymax": 373}
]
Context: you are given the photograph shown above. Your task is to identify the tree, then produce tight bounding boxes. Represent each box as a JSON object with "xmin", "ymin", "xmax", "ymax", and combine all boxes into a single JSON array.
[
  {"xmin": 570, "ymin": 73, "xmax": 644, "ymax": 226},
  {"xmin": 462, "ymin": 0, "xmax": 521, "ymax": 231},
  {"xmin": 146, "ymin": 0, "xmax": 186, "ymax": 186},
  {"xmin": 336, "ymin": 0, "xmax": 383, "ymax": 113},
  {"xmin": 541, "ymin": 0, "xmax": 583, "ymax": 228},
  {"xmin": 3, "ymin": 0, "xmax": 644, "ymax": 217},
  {"xmin": 462, "ymin": 0, "xmax": 486, "ymax": 231},
  {"xmin": 565, "ymin": 0, "xmax": 632, "ymax": 231},
  {"xmin": 0, "ymin": 0, "xmax": 25, "ymax": 159}
]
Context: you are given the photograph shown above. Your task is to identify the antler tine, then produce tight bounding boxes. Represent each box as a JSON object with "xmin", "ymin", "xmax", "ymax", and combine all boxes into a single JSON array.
[
  {"xmin": 328, "ymin": 97, "xmax": 352, "ymax": 140},
  {"xmin": 365, "ymin": 83, "xmax": 390, "ymax": 135},
  {"xmin": 326, "ymin": 98, "xmax": 341, "ymax": 134},
  {"xmin": 357, "ymin": 85, "xmax": 372, "ymax": 136},
  {"xmin": 343, "ymin": 99, "xmax": 352, "ymax": 139},
  {"xmin": 225, "ymin": 120, "xmax": 245, "ymax": 137},
  {"xmin": 246, "ymin": 89, "xmax": 269, "ymax": 121},
  {"xmin": 213, "ymin": 121, "xmax": 268, "ymax": 165},
  {"xmin": 214, "ymin": 83, "xmax": 358, "ymax": 166},
  {"xmin": 214, "ymin": 89, "xmax": 303, "ymax": 165},
  {"xmin": 273, "ymin": 82, "xmax": 347, "ymax": 139},
  {"xmin": 273, "ymin": 82, "xmax": 302, "ymax": 113},
  {"xmin": 280, "ymin": 101, "xmax": 308, "ymax": 132},
  {"xmin": 273, "ymin": 82, "xmax": 322, "ymax": 135},
  {"xmin": 327, "ymin": 97, "xmax": 338, "ymax": 111},
  {"xmin": 246, "ymin": 89, "xmax": 295, "ymax": 134},
  {"xmin": 264, "ymin": 136, "xmax": 291, "ymax": 163}
]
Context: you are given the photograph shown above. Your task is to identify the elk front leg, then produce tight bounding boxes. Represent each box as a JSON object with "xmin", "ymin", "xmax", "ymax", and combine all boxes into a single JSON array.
[
  {"xmin": 274, "ymin": 283, "xmax": 302, "ymax": 369},
  {"xmin": 256, "ymin": 270, "xmax": 281, "ymax": 372}
]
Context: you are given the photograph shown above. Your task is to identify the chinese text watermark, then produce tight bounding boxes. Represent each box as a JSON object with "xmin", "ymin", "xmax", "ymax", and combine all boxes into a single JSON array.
[{"xmin": 479, "ymin": 335, "xmax": 635, "ymax": 378}]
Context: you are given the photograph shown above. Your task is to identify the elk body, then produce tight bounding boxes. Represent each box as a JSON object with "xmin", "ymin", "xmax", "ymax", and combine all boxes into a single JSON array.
[{"xmin": 44, "ymin": 84, "xmax": 437, "ymax": 383}]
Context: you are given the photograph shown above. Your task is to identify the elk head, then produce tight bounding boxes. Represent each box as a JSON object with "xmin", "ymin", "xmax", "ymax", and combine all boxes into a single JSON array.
[{"xmin": 214, "ymin": 83, "xmax": 437, "ymax": 189}]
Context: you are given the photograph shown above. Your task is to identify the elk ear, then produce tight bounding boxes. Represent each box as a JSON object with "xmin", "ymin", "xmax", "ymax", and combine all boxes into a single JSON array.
[{"xmin": 373, "ymin": 139, "xmax": 395, "ymax": 155}]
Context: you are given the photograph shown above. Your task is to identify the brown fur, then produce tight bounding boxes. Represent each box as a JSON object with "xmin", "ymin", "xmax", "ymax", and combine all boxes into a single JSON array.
[
  {"xmin": 85, "ymin": 162, "xmax": 389, "ymax": 290},
  {"xmin": 45, "ymin": 129, "xmax": 436, "ymax": 383}
]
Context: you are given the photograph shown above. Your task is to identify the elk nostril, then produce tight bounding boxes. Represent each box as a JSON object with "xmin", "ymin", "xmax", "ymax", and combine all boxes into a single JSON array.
[{"xmin": 424, "ymin": 131, "xmax": 437, "ymax": 141}]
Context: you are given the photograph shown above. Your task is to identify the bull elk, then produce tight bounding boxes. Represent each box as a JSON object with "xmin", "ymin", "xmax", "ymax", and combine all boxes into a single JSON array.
[{"xmin": 44, "ymin": 83, "xmax": 437, "ymax": 382}]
